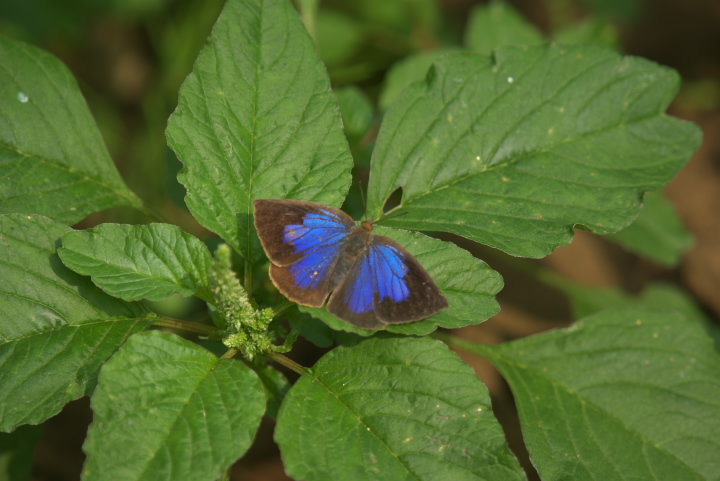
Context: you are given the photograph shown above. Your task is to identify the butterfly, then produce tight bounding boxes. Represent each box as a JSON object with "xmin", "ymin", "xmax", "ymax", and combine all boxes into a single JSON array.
[{"xmin": 253, "ymin": 199, "xmax": 448, "ymax": 329}]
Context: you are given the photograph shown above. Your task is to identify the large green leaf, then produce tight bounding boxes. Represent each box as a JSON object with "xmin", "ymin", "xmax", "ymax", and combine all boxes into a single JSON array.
[
  {"xmin": 299, "ymin": 225, "xmax": 502, "ymax": 336},
  {"xmin": 275, "ymin": 336, "xmax": 525, "ymax": 481},
  {"xmin": 608, "ymin": 190, "xmax": 693, "ymax": 266},
  {"xmin": 58, "ymin": 223, "xmax": 213, "ymax": 302},
  {"xmin": 367, "ymin": 45, "xmax": 701, "ymax": 258},
  {"xmin": 479, "ymin": 308, "xmax": 720, "ymax": 481},
  {"xmin": 166, "ymin": 0, "xmax": 352, "ymax": 259},
  {"xmin": 0, "ymin": 215, "xmax": 151, "ymax": 432},
  {"xmin": 0, "ymin": 36, "xmax": 142, "ymax": 224},
  {"xmin": 82, "ymin": 331, "xmax": 265, "ymax": 481}
]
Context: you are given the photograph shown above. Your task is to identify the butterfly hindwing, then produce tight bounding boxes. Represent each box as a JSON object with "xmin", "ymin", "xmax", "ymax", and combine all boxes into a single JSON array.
[
  {"xmin": 327, "ymin": 234, "xmax": 448, "ymax": 328},
  {"xmin": 254, "ymin": 199, "xmax": 355, "ymax": 306}
]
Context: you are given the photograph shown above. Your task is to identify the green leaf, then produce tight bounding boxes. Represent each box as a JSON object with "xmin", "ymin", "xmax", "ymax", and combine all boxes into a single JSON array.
[
  {"xmin": 316, "ymin": 10, "xmax": 364, "ymax": 67},
  {"xmin": 346, "ymin": 0, "xmax": 439, "ymax": 32},
  {"xmin": 287, "ymin": 309, "xmax": 335, "ymax": 348},
  {"xmin": 465, "ymin": 1, "xmax": 544, "ymax": 55},
  {"xmin": 275, "ymin": 336, "xmax": 525, "ymax": 481},
  {"xmin": 82, "ymin": 331, "xmax": 265, "ymax": 481},
  {"xmin": 481, "ymin": 308, "xmax": 720, "ymax": 481},
  {"xmin": 553, "ymin": 16, "xmax": 621, "ymax": 50},
  {"xmin": 58, "ymin": 223, "xmax": 213, "ymax": 302},
  {"xmin": 549, "ymin": 277, "xmax": 720, "ymax": 350},
  {"xmin": 0, "ymin": 214, "xmax": 151, "ymax": 432},
  {"xmin": 579, "ymin": 0, "xmax": 643, "ymax": 20},
  {"xmin": 607, "ymin": 190, "xmax": 694, "ymax": 266},
  {"xmin": 0, "ymin": 35, "xmax": 142, "ymax": 224},
  {"xmin": 586, "ymin": 283, "xmax": 714, "ymax": 327},
  {"xmin": 379, "ymin": 49, "xmax": 461, "ymax": 111},
  {"xmin": 0, "ymin": 424, "xmax": 43, "ymax": 481},
  {"xmin": 255, "ymin": 363, "xmax": 290, "ymax": 420},
  {"xmin": 367, "ymin": 45, "xmax": 702, "ymax": 258},
  {"xmin": 335, "ymin": 85, "xmax": 373, "ymax": 142},
  {"xmin": 166, "ymin": 0, "xmax": 353, "ymax": 259},
  {"xmin": 299, "ymin": 226, "xmax": 502, "ymax": 336}
]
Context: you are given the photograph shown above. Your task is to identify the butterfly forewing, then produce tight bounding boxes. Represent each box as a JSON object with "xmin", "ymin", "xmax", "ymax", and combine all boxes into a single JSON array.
[
  {"xmin": 253, "ymin": 199, "xmax": 354, "ymax": 266},
  {"xmin": 254, "ymin": 199, "xmax": 355, "ymax": 306}
]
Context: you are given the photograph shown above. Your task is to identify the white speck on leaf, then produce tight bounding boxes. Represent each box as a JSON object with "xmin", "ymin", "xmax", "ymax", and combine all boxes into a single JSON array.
[{"xmin": 17, "ymin": 92, "xmax": 29, "ymax": 103}]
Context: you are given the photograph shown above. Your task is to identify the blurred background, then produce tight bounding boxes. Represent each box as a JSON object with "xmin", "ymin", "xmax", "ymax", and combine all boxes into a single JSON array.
[{"xmin": 1, "ymin": 0, "xmax": 719, "ymax": 479}]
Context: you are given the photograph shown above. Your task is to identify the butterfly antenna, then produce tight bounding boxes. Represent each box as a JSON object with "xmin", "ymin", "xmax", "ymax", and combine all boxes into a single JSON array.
[
  {"xmin": 358, "ymin": 178, "xmax": 368, "ymax": 221},
  {"xmin": 374, "ymin": 210, "xmax": 409, "ymax": 225}
]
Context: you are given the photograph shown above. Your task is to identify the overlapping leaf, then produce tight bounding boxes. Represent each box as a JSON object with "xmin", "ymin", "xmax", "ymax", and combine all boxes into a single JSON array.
[
  {"xmin": 58, "ymin": 223, "xmax": 213, "ymax": 302},
  {"xmin": 0, "ymin": 424, "xmax": 42, "ymax": 479},
  {"xmin": 299, "ymin": 226, "xmax": 502, "ymax": 336},
  {"xmin": 549, "ymin": 279, "xmax": 720, "ymax": 349},
  {"xmin": 553, "ymin": 17, "xmax": 620, "ymax": 49},
  {"xmin": 464, "ymin": 1, "xmax": 544, "ymax": 54},
  {"xmin": 0, "ymin": 36, "xmax": 142, "ymax": 224},
  {"xmin": 275, "ymin": 336, "xmax": 525, "ymax": 481},
  {"xmin": 379, "ymin": 49, "xmax": 461, "ymax": 111},
  {"xmin": 0, "ymin": 215, "xmax": 150, "ymax": 431},
  {"xmin": 335, "ymin": 86, "xmax": 373, "ymax": 142},
  {"xmin": 481, "ymin": 308, "xmax": 720, "ymax": 480},
  {"xmin": 82, "ymin": 331, "xmax": 265, "ymax": 481},
  {"xmin": 367, "ymin": 45, "xmax": 701, "ymax": 258},
  {"xmin": 166, "ymin": 0, "xmax": 352, "ymax": 259}
]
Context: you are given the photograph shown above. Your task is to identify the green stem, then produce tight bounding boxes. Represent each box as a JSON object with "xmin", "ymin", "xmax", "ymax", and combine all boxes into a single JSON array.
[
  {"xmin": 273, "ymin": 299, "xmax": 296, "ymax": 319},
  {"xmin": 217, "ymin": 468, "xmax": 231, "ymax": 481},
  {"xmin": 270, "ymin": 352, "xmax": 309, "ymax": 376},
  {"xmin": 152, "ymin": 318, "xmax": 215, "ymax": 335},
  {"xmin": 296, "ymin": 0, "xmax": 319, "ymax": 43},
  {"xmin": 243, "ymin": 257, "xmax": 253, "ymax": 303},
  {"xmin": 431, "ymin": 331, "xmax": 496, "ymax": 360},
  {"xmin": 221, "ymin": 348, "xmax": 239, "ymax": 360},
  {"xmin": 491, "ymin": 252, "xmax": 586, "ymax": 297}
]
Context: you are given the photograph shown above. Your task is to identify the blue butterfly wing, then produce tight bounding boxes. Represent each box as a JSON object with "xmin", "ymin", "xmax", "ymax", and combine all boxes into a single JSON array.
[
  {"xmin": 254, "ymin": 199, "xmax": 355, "ymax": 307},
  {"xmin": 327, "ymin": 234, "xmax": 448, "ymax": 329}
]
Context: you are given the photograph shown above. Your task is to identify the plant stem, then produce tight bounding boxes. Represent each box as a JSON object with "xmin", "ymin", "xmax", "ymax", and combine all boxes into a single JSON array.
[
  {"xmin": 243, "ymin": 257, "xmax": 253, "ymax": 303},
  {"xmin": 431, "ymin": 331, "xmax": 496, "ymax": 360},
  {"xmin": 296, "ymin": 0, "xmax": 318, "ymax": 42},
  {"xmin": 152, "ymin": 318, "xmax": 215, "ymax": 335},
  {"xmin": 273, "ymin": 300, "xmax": 296, "ymax": 319},
  {"xmin": 270, "ymin": 352, "xmax": 309, "ymax": 376},
  {"xmin": 221, "ymin": 348, "xmax": 239, "ymax": 360}
]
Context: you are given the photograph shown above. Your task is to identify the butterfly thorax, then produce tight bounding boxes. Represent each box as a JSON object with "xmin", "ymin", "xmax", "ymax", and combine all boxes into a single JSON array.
[{"xmin": 328, "ymin": 221, "xmax": 373, "ymax": 291}]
